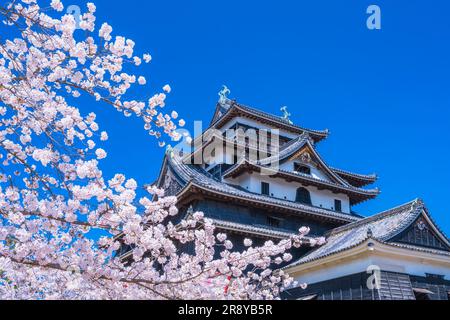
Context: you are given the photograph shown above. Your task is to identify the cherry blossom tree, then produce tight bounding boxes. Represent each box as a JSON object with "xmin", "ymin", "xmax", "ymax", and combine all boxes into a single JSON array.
[{"xmin": 0, "ymin": 0, "xmax": 323, "ymax": 300}]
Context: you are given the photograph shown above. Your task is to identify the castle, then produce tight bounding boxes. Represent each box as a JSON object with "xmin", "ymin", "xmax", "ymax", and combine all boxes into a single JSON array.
[{"xmin": 154, "ymin": 89, "xmax": 450, "ymax": 300}]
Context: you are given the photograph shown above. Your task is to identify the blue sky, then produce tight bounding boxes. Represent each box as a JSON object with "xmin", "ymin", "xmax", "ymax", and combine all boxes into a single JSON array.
[{"xmin": 84, "ymin": 0, "xmax": 450, "ymax": 233}]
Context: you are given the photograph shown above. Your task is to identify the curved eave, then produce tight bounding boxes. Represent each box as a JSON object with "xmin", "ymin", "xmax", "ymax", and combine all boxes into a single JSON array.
[
  {"xmin": 286, "ymin": 200, "xmax": 450, "ymax": 271},
  {"xmin": 211, "ymin": 102, "xmax": 329, "ymax": 143},
  {"xmin": 285, "ymin": 236, "xmax": 372, "ymax": 270},
  {"xmin": 327, "ymin": 199, "xmax": 450, "ymax": 248},
  {"xmin": 285, "ymin": 238, "xmax": 450, "ymax": 273},
  {"xmin": 331, "ymin": 167, "xmax": 378, "ymax": 188},
  {"xmin": 210, "ymin": 218, "xmax": 301, "ymax": 240},
  {"xmin": 223, "ymin": 162, "xmax": 380, "ymax": 205},
  {"xmin": 176, "ymin": 181, "xmax": 359, "ymax": 224},
  {"xmin": 327, "ymin": 199, "xmax": 420, "ymax": 237}
]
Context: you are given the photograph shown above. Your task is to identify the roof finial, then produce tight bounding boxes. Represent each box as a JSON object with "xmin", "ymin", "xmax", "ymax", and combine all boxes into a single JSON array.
[
  {"xmin": 280, "ymin": 106, "xmax": 293, "ymax": 125},
  {"xmin": 218, "ymin": 85, "xmax": 231, "ymax": 105},
  {"xmin": 367, "ymin": 228, "xmax": 373, "ymax": 238}
]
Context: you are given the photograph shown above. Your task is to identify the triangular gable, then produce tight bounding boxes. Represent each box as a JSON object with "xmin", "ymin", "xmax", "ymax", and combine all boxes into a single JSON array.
[
  {"xmin": 390, "ymin": 210, "xmax": 450, "ymax": 251},
  {"xmin": 154, "ymin": 154, "xmax": 186, "ymax": 197},
  {"xmin": 160, "ymin": 167, "xmax": 184, "ymax": 197},
  {"xmin": 155, "ymin": 155, "xmax": 169, "ymax": 188},
  {"xmin": 209, "ymin": 103, "xmax": 231, "ymax": 125},
  {"xmin": 282, "ymin": 140, "xmax": 351, "ymax": 187}
]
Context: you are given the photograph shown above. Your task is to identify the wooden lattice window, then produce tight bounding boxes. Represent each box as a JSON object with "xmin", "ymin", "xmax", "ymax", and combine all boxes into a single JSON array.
[{"xmin": 261, "ymin": 182, "xmax": 270, "ymax": 196}]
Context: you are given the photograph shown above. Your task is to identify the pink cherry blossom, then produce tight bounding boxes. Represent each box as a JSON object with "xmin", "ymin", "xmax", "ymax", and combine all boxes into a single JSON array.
[
  {"xmin": 143, "ymin": 54, "xmax": 152, "ymax": 63},
  {"xmin": 51, "ymin": 0, "xmax": 64, "ymax": 11},
  {"xmin": 0, "ymin": 0, "xmax": 323, "ymax": 300},
  {"xmin": 95, "ymin": 148, "xmax": 107, "ymax": 159},
  {"xmin": 138, "ymin": 76, "xmax": 146, "ymax": 85}
]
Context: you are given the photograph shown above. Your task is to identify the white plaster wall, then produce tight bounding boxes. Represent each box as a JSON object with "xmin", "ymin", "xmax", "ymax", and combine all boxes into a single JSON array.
[
  {"xmin": 226, "ymin": 172, "xmax": 350, "ymax": 213},
  {"xmin": 292, "ymin": 254, "xmax": 450, "ymax": 285},
  {"xmin": 227, "ymin": 173, "xmax": 251, "ymax": 188}
]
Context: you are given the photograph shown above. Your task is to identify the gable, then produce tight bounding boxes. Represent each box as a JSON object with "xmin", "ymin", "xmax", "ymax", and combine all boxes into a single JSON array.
[
  {"xmin": 155, "ymin": 157, "xmax": 186, "ymax": 197},
  {"xmin": 160, "ymin": 168, "xmax": 184, "ymax": 197},
  {"xmin": 210, "ymin": 104, "xmax": 230, "ymax": 125},
  {"xmin": 282, "ymin": 144, "xmax": 346, "ymax": 185},
  {"xmin": 391, "ymin": 214, "xmax": 450, "ymax": 251}
]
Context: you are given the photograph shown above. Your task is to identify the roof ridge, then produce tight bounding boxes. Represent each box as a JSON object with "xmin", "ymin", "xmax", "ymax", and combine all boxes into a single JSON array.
[{"xmin": 232, "ymin": 101, "xmax": 329, "ymax": 136}]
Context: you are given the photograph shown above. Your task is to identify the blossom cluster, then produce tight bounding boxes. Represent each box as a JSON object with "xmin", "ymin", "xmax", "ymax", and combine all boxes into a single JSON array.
[{"xmin": 0, "ymin": 0, "xmax": 324, "ymax": 300}]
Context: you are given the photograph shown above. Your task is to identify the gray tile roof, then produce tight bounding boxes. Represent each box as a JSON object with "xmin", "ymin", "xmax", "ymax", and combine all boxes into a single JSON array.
[
  {"xmin": 227, "ymin": 102, "xmax": 330, "ymax": 138},
  {"xmin": 387, "ymin": 242, "xmax": 450, "ymax": 257},
  {"xmin": 276, "ymin": 168, "xmax": 379, "ymax": 195},
  {"xmin": 209, "ymin": 218, "xmax": 299, "ymax": 239},
  {"xmin": 258, "ymin": 135, "xmax": 359, "ymax": 188},
  {"xmin": 329, "ymin": 166, "xmax": 378, "ymax": 186},
  {"xmin": 221, "ymin": 136, "xmax": 379, "ymax": 201},
  {"xmin": 208, "ymin": 101, "xmax": 329, "ymax": 144},
  {"xmin": 286, "ymin": 199, "xmax": 450, "ymax": 267},
  {"xmin": 165, "ymin": 152, "xmax": 361, "ymax": 223}
]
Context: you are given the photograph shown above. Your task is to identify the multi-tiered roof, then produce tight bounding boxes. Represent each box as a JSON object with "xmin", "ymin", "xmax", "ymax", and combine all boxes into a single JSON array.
[
  {"xmin": 209, "ymin": 100, "xmax": 329, "ymax": 143},
  {"xmin": 220, "ymin": 133, "xmax": 379, "ymax": 205},
  {"xmin": 156, "ymin": 94, "xmax": 382, "ymax": 238},
  {"xmin": 287, "ymin": 199, "xmax": 450, "ymax": 268},
  {"xmin": 155, "ymin": 92, "xmax": 450, "ymax": 299}
]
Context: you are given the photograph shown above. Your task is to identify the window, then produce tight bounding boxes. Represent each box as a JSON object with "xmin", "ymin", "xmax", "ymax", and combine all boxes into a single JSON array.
[
  {"xmin": 267, "ymin": 216, "xmax": 281, "ymax": 228},
  {"xmin": 334, "ymin": 199, "xmax": 342, "ymax": 212},
  {"xmin": 294, "ymin": 163, "xmax": 311, "ymax": 175},
  {"xmin": 261, "ymin": 182, "xmax": 270, "ymax": 196},
  {"xmin": 296, "ymin": 187, "xmax": 312, "ymax": 205}
]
